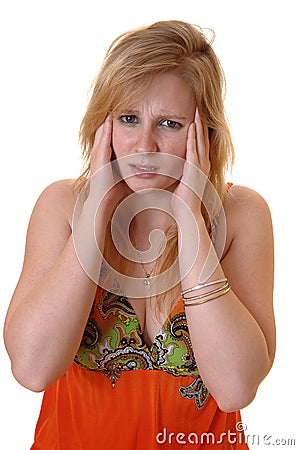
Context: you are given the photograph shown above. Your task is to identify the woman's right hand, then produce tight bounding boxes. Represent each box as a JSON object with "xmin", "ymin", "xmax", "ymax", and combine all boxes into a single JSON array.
[
  {"xmin": 87, "ymin": 114, "xmax": 129, "ymax": 220},
  {"xmin": 90, "ymin": 114, "xmax": 114, "ymax": 178}
]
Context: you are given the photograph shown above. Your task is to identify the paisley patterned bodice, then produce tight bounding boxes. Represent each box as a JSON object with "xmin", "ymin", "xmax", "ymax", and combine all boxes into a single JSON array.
[{"xmin": 75, "ymin": 289, "xmax": 202, "ymax": 388}]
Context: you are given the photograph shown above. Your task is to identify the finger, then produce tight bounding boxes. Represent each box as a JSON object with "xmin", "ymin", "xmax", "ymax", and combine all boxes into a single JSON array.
[
  {"xmin": 93, "ymin": 123, "xmax": 104, "ymax": 148},
  {"xmin": 91, "ymin": 115, "xmax": 113, "ymax": 168},
  {"xmin": 194, "ymin": 108, "xmax": 205, "ymax": 156},
  {"xmin": 186, "ymin": 122, "xmax": 199, "ymax": 166},
  {"xmin": 93, "ymin": 114, "xmax": 112, "ymax": 149},
  {"xmin": 101, "ymin": 114, "xmax": 113, "ymax": 152},
  {"xmin": 195, "ymin": 108, "xmax": 210, "ymax": 174}
]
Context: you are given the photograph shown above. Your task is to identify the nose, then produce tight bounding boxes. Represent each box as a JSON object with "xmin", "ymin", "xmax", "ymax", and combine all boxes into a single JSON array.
[{"xmin": 135, "ymin": 126, "xmax": 158, "ymax": 154}]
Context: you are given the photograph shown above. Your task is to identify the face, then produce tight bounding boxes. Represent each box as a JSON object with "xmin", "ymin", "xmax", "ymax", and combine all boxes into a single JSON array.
[{"xmin": 111, "ymin": 72, "xmax": 196, "ymax": 192}]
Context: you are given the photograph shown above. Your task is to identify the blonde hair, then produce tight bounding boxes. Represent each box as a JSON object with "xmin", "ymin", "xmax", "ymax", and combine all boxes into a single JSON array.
[{"xmin": 78, "ymin": 20, "xmax": 234, "ymax": 312}]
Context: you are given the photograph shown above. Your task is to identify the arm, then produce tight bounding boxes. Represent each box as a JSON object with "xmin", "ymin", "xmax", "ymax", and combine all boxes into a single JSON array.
[
  {"xmin": 180, "ymin": 186, "xmax": 275, "ymax": 412},
  {"xmin": 175, "ymin": 111, "xmax": 275, "ymax": 412},
  {"xmin": 3, "ymin": 180, "xmax": 104, "ymax": 391},
  {"xmin": 4, "ymin": 115, "xmax": 123, "ymax": 392}
]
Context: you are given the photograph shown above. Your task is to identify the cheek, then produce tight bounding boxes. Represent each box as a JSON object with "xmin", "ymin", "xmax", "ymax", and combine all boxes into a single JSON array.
[
  {"xmin": 112, "ymin": 123, "xmax": 137, "ymax": 158},
  {"xmin": 165, "ymin": 134, "xmax": 187, "ymax": 159},
  {"xmin": 111, "ymin": 128, "xmax": 123, "ymax": 157}
]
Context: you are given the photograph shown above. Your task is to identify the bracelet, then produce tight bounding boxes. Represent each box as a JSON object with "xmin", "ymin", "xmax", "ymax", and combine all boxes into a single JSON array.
[
  {"xmin": 184, "ymin": 285, "xmax": 231, "ymax": 307},
  {"xmin": 181, "ymin": 278, "xmax": 228, "ymax": 297},
  {"xmin": 183, "ymin": 281, "xmax": 229, "ymax": 301}
]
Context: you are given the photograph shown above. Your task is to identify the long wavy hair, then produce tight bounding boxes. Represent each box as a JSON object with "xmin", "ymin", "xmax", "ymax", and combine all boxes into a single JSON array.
[{"xmin": 77, "ymin": 20, "xmax": 234, "ymax": 312}]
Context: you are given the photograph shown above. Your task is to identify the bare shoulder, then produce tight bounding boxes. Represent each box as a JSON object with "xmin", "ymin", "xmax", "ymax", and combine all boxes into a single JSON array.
[
  {"xmin": 223, "ymin": 184, "xmax": 273, "ymax": 239},
  {"xmin": 36, "ymin": 178, "xmax": 78, "ymax": 205},
  {"xmin": 215, "ymin": 184, "xmax": 273, "ymax": 262},
  {"xmin": 33, "ymin": 178, "xmax": 79, "ymax": 226},
  {"xmin": 23, "ymin": 178, "xmax": 80, "ymax": 269},
  {"xmin": 224, "ymin": 184, "xmax": 272, "ymax": 216}
]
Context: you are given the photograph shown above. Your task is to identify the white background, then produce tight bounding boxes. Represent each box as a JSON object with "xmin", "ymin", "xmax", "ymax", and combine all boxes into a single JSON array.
[{"xmin": 0, "ymin": 0, "xmax": 298, "ymax": 448}]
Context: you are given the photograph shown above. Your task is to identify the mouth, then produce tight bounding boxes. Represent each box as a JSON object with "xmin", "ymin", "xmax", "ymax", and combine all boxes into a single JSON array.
[{"xmin": 129, "ymin": 164, "xmax": 160, "ymax": 177}]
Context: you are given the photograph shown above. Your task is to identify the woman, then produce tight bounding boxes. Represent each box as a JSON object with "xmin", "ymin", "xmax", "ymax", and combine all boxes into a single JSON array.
[{"xmin": 4, "ymin": 20, "xmax": 275, "ymax": 449}]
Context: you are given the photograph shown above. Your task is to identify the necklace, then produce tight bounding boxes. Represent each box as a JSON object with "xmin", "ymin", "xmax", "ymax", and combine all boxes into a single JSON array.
[
  {"xmin": 132, "ymin": 239, "xmax": 157, "ymax": 286},
  {"xmin": 137, "ymin": 253, "xmax": 156, "ymax": 286}
]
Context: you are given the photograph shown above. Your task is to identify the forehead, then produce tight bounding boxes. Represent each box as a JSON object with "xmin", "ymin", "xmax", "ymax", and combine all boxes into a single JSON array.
[
  {"xmin": 114, "ymin": 72, "xmax": 195, "ymax": 115},
  {"xmin": 143, "ymin": 72, "xmax": 195, "ymax": 108}
]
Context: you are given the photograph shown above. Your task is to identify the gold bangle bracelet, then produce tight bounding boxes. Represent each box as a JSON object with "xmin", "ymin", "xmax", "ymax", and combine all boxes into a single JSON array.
[
  {"xmin": 184, "ymin": 285, "xmax": 231, "ymax": 307},
  {"xmin": 181, "ymin": 278, "xmax": 227, "ymax": 297},
  {"xmin": 182, "ymin": 281, "xmax": 229, "ymax": 301}
]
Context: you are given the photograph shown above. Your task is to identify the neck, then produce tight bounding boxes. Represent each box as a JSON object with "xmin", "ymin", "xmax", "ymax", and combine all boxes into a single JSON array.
[
  {"xmin": 130, "ymin": 209, "xmax": 174, "ymax": 251},
  {"xmin": 125, "ymin": 189, "xmax": 175, "ymax": 250}
]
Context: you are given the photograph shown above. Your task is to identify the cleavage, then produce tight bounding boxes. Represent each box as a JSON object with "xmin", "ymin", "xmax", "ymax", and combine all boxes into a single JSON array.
[{"xmin": 128, "ymin": 297, "xmax": 167, "ymax": 349}]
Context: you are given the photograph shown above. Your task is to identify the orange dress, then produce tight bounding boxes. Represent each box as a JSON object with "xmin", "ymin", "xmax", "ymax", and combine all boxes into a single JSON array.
[{"xmin": 31, "ymin": 286, "xmax": 249, "ymax": 449}]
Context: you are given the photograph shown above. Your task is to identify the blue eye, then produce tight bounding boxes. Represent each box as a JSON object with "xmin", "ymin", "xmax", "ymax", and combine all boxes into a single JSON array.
[
  {"xmin": 119, "ymin": 115, "xmax": 138, "ymax": 124},
  {"xmin": 160, "ymin": 119, "xmax": 182, "ymax": 129}
]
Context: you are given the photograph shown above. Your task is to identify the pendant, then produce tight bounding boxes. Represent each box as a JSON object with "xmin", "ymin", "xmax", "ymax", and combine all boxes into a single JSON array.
[{"xmin": 143, "ymin": 278, "xmax": 151, "ymax": 286}]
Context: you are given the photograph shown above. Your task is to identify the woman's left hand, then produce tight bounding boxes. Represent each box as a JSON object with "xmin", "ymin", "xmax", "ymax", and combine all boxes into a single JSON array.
[{"xmin": 172, "ymin": 108, "xmax": 211, "ymax": 219}]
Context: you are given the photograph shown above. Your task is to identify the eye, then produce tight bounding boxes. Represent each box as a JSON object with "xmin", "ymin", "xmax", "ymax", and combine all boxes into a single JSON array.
[
  {"xmin": 160, "ymin": 119, "xmax": 182, "ymax": 129},
  {"xmin": 119, "ymin": 115, "xmax": 138, "ymax": 125}
]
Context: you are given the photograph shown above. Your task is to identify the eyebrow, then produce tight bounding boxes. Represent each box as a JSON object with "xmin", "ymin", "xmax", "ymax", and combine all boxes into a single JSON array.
[{"xmin": 119, "ymin": 109, "xmax": 188, "ymax": 121}]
